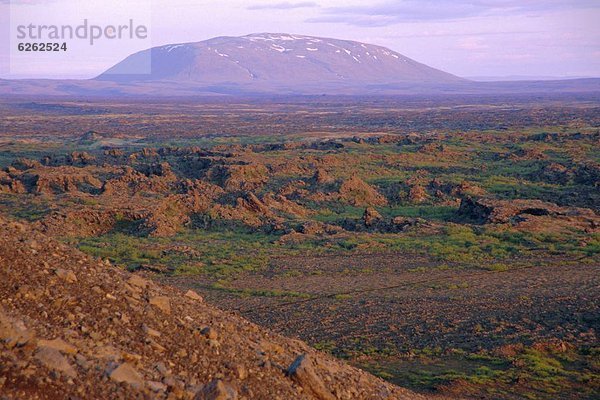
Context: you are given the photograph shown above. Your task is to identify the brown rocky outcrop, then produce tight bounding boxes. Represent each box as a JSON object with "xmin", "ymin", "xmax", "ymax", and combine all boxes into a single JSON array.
[
  {"xmin": 459, "ymin": 197, "xmax": 564, "ymax": 224},
  {"xmin": 338, "ymin": 176, "xmax": 387, "ymax": 207},
  {"xmin": 450, "ymin": 181, "xmax": 486, "ymax": 197},
  {"xmin": 138, "ymin": 197, "xmax": 190, "ymax": 237},
  {"xmin": 179, "ymin": 179, "xmax": 225, "ymax": 213},
  {"xmin": 363, "ymin": 207, "xmax": 383, "ymax": 227},
  {"xmin": 209, "ymin": 164, "xmax": 269, "ymax": 192},
  {"xmin": 278, "ymin": 180, "xmax": 308, "ymax": 197},
  {"xmin": 67, "ymin": 151, "xmax": 96, "ymax": 165},
  {"xmin": 101, "ymin": 166, "xmax": 177, "ymax": 195},
  {"xmin": 407, "ymin": 184, "xmax": 429, "ymax": 204},
  {"xmin": 34, "ymin": 172, "xmax": 102, "ymax": 194},
  {"xmin": 140, "ymin": 147, "xmax": 160, "ymax": 158},
  {"xmin": 210, "ymin": 192, "xmax": 282, "ymax": 228},
  {"xmin": 262, "ymin": 193, "xmax": 309, "ymax": 218},
  {"xmin": 237, "ymin": 193, "xmax": 273, "ymax": 217},
  {"xmin": 312, "ymin": 168, "xmax": 334, "ymax": 185},
  {"xmin": 104, "ymin": 148, "xmax": 125, "ymax": 157},
  {"xmin": 6, "ymin": 166, "xmax": 103, "ymax": 195},
  {"xmin": 10, "ymin": 158, "xmax": 41, "ymax": 171},
  {"xmin": 0, "ymin": 172, "xmax": 26, "ymax": 194},
  {"xmin": 458, "ymin": 197, "xmax": 600, "ymax": 232},
  {"xmin": 142, "ymin": 162, "xmax": 177, "ymax": 178},
  {"xmin": 34, "ymin": 209, "xmax": 131, "ymax": 237}
]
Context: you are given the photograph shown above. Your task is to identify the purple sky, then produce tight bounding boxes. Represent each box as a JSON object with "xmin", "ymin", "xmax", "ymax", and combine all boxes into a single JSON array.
[{"xmin": 1, "ymin": 0, "xmax": 599, "ymax": 79}]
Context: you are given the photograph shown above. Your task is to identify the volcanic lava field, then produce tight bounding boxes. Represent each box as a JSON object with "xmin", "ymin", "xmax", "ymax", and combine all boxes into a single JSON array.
[{"xmin": 0, "ymin": 94, "xmax": 598, "ymax": 399}]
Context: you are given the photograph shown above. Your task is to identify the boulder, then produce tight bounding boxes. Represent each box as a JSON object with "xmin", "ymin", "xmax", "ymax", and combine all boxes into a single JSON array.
[
  {"xmin": 200, "ymin": 327, "xmax": 218, "ymax": 340},
  {"xmin": 195, "ymin": 379, "xmax": 237, "ymax": 400},
  {"xmin": 35, "ymin": 346, "xmax": 77, "ymax": 378},
  {"xmin": 0, "ymin": 309, "xmax": 33, "ymax": 349},
  {"xmin": 128, "ymin": 275, "xmax": 151, "ymax": 290},
  {"xmin": 109, "ymin": 362, "xmax": 144, "ymax": 388},
  {"xmin": 37, "ymin": 338, "xmax": 78, "ymax": 355},
  {"xmin": 287, "ymin": 354, "xmax": 335, "ymax": 400},
  {"xmin": 54, "ymin": 268, "xmax": 77, "ymax": 283},
  {"xmin": 149, "ymin": 296, "xmax": 171, "ymax": 314},
  {"xmin": 185, "ymin": 290, "xmax": 203, "ymax": 302}
]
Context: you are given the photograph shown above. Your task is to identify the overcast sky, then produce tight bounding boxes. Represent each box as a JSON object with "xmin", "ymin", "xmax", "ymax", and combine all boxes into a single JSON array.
[{"xmin": 1, "ymin": 0, "xmax": 599, "ymax": 79}]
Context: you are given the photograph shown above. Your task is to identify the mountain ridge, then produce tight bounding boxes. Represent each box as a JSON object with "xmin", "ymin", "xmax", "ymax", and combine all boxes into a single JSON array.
[{"xmin": 95, "ymin": 33, "xmax": 464, "ymax": 87}]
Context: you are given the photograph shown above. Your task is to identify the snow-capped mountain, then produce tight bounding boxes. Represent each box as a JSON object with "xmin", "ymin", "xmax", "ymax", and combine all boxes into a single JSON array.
[
  {"xmin": 96, "ymin": 33, "xmax": 463, "ymax": 89},
  {"xmin": 5, "ymin": 33, "xmax": 597, "ymax": 96}
]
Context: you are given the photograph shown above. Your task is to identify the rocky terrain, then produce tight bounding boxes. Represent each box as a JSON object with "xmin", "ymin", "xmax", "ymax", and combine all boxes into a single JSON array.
[
  {"xmin": 0, "ymin": 215, "xmax": 425, "ymax": 399},
  {"xmin": 0, "ymin": 96, "xmax": 598, "ymax": 399},
  {"xmin": 2, "ymin": 149, "xmax": 596, "ymax": 241}
]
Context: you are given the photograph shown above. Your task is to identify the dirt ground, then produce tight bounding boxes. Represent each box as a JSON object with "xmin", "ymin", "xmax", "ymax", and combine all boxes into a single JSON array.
[{"xmin": 167, "ymin": 254, "xmax": 599, "ymax": 353}]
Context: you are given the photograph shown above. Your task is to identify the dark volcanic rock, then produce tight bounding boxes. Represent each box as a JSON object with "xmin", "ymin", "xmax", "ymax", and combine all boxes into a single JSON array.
[{"xmin": 458, "ymin": 197, "xmax": 599, "ymax": 227}]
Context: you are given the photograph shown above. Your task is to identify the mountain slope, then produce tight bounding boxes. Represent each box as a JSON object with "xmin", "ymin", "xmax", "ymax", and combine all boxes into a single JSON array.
[
  {"xmin": 0, "ymin": 214, "xmax": 428, "ymax": 399},
  {"xmin": 96, "ymin": 33, "xmax": 463, "ymax": 90}
]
